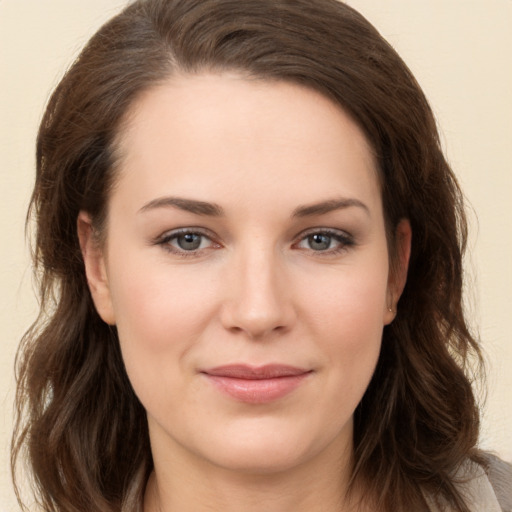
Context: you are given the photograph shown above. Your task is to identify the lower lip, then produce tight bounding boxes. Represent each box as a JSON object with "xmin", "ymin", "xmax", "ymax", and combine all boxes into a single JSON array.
[{"xmin": 204, "ymin": 374, "xmax": 310, "ymax": 404}]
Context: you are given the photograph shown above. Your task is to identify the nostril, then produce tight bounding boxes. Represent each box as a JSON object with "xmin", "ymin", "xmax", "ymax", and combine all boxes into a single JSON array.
[
  {"xmin": 219, "ymin": 260, "xmax": 296, "ymax": 338},
  {"xmin": 220, "ymin": 305, "xmax": 293, "ymax": 340}
]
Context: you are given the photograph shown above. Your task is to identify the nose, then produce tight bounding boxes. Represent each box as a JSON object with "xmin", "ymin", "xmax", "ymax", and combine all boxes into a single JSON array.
[{"xmin": 220, "ymin": 246, "xmax": 296, "ymax": 340}]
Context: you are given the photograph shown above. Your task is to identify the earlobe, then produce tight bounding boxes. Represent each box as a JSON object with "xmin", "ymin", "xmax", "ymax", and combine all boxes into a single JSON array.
[
  {"xmin": 77, "ymin": 212, "xmax": 116, "ymax": 325},
  {"xmin": 384, "ymin": 218, "xmax": 412, "ymax": 324}
]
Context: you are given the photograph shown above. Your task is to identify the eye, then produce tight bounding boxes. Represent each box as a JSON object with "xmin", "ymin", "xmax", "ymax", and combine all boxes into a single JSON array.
[
  {"xmin": 174, "ymin": 233, "xmax": 205, "ymax": 251},
  {"xmin": 305, "ymin": 233, "xmax": 333, "ymax": 251},
  {"xmin": 156, "ymin": 228, "xmax": 218, "ymax": 255},
  {"xmin": 295, "ymin": 229, "xmax": 354, "ymax": 253}
]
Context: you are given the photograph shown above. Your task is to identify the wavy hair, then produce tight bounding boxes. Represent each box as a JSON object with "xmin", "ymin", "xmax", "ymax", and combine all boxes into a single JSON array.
[{"xmin": 12, "ymin": 0, "xmax": 483, "ymax": 510}]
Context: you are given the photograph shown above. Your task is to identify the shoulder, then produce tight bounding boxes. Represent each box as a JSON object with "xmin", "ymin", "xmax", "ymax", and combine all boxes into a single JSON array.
[
  {"xmin": 424, "ymin": 454, "xmax": 512, "ymax": 512},
  {"xmin": 454, "ymin": 454, "xmax": 512, "ymax": 512},
  {"xmin": 481, "ymin": 452, "xmax": 512, "ymax": 512}
]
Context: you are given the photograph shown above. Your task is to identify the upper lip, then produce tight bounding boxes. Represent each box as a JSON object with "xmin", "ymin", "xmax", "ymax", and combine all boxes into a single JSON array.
[{"xmin": 202, "ymin": 364, "xmax": 311, "ymax": 380}]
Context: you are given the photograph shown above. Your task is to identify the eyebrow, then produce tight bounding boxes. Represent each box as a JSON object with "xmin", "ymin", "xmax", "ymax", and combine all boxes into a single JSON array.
[
  {"xmin": 139, "ymin": 196, "xmax": 224, "ymax": 216},
  {"xmin": 138, "ymin": 196, "xmax": 369, "ymax": 218},
  {"xmin": 292, "ymin": 198, "xmax": 370, "ymax": 218}
]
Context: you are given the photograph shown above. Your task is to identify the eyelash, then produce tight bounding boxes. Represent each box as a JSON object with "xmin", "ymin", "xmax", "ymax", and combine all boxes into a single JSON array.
[
  {"xmin": 293, "ymin": 228, "xmax": 355, "ymax": 256},
  {"xmin": 155, "ymin": 228, "xmax": 219, "ymax": 258},
  {"xmin": 154, "ymin": 227, "xmax": 355, "ymax": 258}
]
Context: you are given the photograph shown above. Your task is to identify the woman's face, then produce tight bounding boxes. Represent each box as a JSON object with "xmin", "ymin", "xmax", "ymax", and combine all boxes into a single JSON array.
[{"xmin": 81, "ymin": 74, "xmax": 409, "ymax": 476}]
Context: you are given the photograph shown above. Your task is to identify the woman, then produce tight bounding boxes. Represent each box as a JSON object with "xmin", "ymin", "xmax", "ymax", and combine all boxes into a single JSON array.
[{"xmin": 11, "ymin": 0, "xmax": 511, "ymax": 511}]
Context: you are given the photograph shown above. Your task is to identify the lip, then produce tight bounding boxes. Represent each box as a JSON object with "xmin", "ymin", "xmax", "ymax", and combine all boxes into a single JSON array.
[{"xmin": 201, "ymin": 364, "xmax": 312, "ymax": 404}]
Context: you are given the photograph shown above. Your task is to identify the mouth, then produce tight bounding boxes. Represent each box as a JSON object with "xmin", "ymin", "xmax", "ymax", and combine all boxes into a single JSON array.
[{"xmin": 201, "ymin": 364, "xmax": 312, "ymax": 404}]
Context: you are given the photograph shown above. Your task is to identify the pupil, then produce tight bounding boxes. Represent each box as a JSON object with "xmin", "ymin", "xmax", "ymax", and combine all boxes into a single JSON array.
[
  {"xmin": 310, "ymin": 234, "xmax": 331, "ymax": 250},
  {"xmin": 178, "ymin": 233, "xmax": 201, "ymax": 250}
]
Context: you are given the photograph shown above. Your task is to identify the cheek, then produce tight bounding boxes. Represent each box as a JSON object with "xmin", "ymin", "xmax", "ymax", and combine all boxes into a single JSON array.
[
  {"xmin": 298, "ymin": 262, "xmax": 388, "ymax": 388},
  {"xmin": 106, "ymin": 255, "xmax": 221, "ymax": 411},
  {"xmin": 301, "ymin": 262, "xmax": 389, "ymax": 338},
  {"xmin": 105, "ymin": 253, "xmax": 223, "ymax": 409},
  {"xmin": 108, "ymin": 255, "xmax": 216, "ymax": 348},
  {"xmin": 280, "ymin": 264, "xmax": 388, "ymax": 443}
]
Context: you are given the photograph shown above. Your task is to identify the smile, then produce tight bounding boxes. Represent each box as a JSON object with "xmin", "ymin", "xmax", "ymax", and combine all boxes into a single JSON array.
[{"xmin": 201, "ymin": 365, "xmax": 312, "ymax": 404}]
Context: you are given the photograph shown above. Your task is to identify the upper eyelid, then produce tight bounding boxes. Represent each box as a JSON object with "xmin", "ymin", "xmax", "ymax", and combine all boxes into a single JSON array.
[
  {"xmin": 157, "ymin": 227, "xmax": 351, "ymax": 238},
  {"xmin": 157, "ymin": 226, "xmax": 216, "ymax": 241},
  {"xmin": 294, "ymin": 226, "xmax": 353, "ymax": 240}
]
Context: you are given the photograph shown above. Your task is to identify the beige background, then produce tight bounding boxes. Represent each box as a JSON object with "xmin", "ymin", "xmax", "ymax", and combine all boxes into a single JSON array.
[{"xmin": 1, "ymin": 0, "xmax": 511, "ymax": 509}]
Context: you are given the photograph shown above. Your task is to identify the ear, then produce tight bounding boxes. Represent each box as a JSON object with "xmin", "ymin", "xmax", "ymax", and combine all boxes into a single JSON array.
[
  {"xmin": 384, "ymin": 218, "xmax": 412, "ymax": 325},
  {"xmin": 77, "ymin": 212, "xmax": 116, "ymax": 325}
]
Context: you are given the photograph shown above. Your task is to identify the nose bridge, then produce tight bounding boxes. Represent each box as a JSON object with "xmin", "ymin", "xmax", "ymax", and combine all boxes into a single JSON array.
[{"xmin": 221, "ymin": 239, "xmax": 293, "ymax": 338}]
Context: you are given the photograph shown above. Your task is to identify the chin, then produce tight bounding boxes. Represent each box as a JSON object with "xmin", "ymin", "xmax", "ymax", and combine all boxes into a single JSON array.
[
  {"xmin": 190, "ymin": 417, "xmax": 349, "ymax": 476},
  {"xmin": 207, "ymin": 442, "xmax": 311, "ymax": 475}
]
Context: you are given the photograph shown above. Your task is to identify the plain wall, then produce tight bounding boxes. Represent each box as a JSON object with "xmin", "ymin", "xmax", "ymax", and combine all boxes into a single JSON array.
[{"xmin": 1, "ymin": 0, "xmax": 510, "ymax": 509}]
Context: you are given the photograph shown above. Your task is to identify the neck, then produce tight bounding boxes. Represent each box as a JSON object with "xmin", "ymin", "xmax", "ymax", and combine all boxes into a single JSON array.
[{"xmin": 144, "ymin": 436, "xmax": 369, "ymax": 512}]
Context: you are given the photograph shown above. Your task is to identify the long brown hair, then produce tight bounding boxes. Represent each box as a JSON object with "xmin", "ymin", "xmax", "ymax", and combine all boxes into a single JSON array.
[{"xmin": 12, "ymin": 1, "xmax": 483, "ymax": 510}]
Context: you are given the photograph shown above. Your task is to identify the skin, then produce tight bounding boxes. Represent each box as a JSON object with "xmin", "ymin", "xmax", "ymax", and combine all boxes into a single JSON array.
[{"xmin": 79, "ymin": 73, "xmax": 411, "ymax": 512}]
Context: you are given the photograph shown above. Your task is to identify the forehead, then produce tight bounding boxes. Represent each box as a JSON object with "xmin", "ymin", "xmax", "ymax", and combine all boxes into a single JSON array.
[{"xmin": 112, "ymin": 73, "xmax": 381, "ymax": 217}]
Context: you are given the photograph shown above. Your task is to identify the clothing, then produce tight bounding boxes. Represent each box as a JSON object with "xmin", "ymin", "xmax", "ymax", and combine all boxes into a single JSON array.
[
  {"xmin": 425, "ymin": 454, "xmax": 512, "ymax": 512},
  {"xmin": 486, "ymin": 454, "xmax": 512, "ymax": 512}
]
